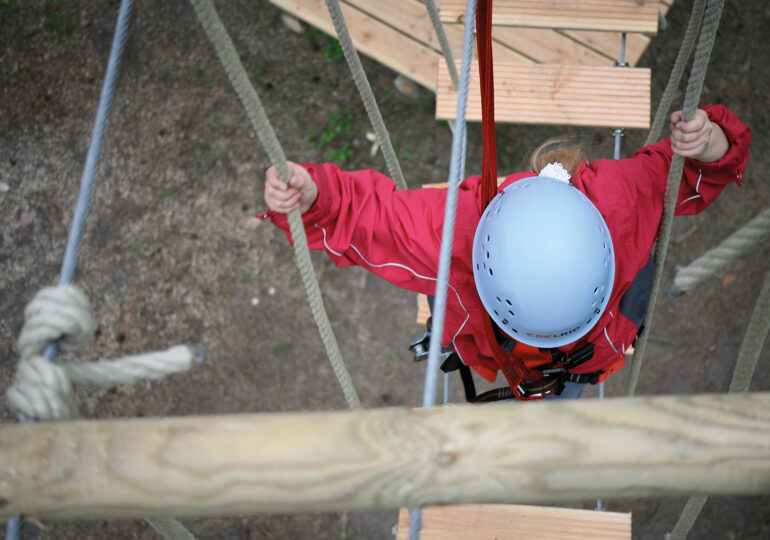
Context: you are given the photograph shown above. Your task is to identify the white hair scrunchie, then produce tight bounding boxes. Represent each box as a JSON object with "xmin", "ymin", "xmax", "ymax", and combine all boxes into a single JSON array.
[{"xmin": 540, "ymin": 162, "xmax": 572, "ymax": 184}]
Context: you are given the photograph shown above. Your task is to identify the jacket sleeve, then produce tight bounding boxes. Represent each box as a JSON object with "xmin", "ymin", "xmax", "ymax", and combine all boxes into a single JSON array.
[
  {"xmin": 630, "ymin": 103, "xmax": 751, "ymax": 216},
  {"xmin": 265, "ymin": 163, "xmax": 463, "ymax": 295},
  {"xmin": 575, "ymin": 104, "xmax": 751, "ymax": 257}
]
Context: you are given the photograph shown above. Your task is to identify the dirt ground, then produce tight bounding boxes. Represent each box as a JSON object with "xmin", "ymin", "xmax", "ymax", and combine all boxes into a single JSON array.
[{"xmin": 1, "ymin": 0, "xmax": 769, "ymax": 538}]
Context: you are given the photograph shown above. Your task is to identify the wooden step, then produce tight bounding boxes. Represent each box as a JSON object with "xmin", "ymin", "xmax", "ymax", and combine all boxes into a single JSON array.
[
  {"xmin": 396, "ymin": 504, "xmax": 631, "ymax": 540},
  {"xmin": 271, "ymin": 0, "xmax": 540, "ymax": 90},
  {"xmin": 436, "ymin": 61, "xmax": 651, "ymax": 128},
  {"xmin": 438, "ymin": 0, "xmax": 661, "ymax": 34}
]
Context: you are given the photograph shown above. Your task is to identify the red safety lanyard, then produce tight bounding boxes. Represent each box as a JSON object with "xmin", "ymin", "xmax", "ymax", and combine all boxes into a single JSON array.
[
  {"xmin": 476, "ymin": 3, "xmax": 554, "ymax": 399},
  {"xmin": 477, "ymin": 0, "xmax": 498, "ymax": 210},
  {"xmin": 482, "ymin": 316, "xmax": 551, "ymax": 399}
]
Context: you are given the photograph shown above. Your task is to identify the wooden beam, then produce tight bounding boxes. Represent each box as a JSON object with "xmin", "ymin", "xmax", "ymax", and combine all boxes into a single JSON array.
[
  {"xmin": 396, "ymin": 504, "xmax": 631, "ymax": 539},
  {"xmin": 1, "ymin": 393, "xmax": 769, "ymax": 520},
  {"xmin": 438, "ymin": 0, "xmax": 661, "ymax": 34},
  {"xmin": 436, "ymin": 61, "xmax": 651, "ymax": 128}
]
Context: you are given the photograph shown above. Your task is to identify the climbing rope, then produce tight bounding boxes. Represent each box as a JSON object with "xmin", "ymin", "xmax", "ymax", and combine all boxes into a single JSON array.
[
  {"xmin": 147, "ymin": 517, "xmax": 200, "ymax": 540},
  {"xmin": 729, "ymin": 271, "xmax": 770, "ymax": 393},
  {"xmin": 647, "ymin": 0, "xmax": 708, "ymax": 145},
  {"xmin": 667, "ymin": 207, "xmax": 770, "ymax": 296},
  {"xmin": 423, "ymin": 0, "xmax": 460, "ymax": 91},
  {"xmin": 409, "ymin": 2, "xmax": 477, "ymax": 539},
  {"xmin": 666, "ymin": 270, "xmax": 770, "ymax": 540},
  {"xmin": 324, "ymin": 0, "xmax": 406, "ymax": 191},
  {"xmin": 626, "ymin": 0, "xmax": 725, "ymax": 397},
  {"xmin": 189, "ymin": 0, "xmax": 362, "ymax": 410}
]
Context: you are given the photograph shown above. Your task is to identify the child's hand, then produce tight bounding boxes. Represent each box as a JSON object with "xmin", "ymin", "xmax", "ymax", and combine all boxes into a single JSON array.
[
  {"xmin": 264, "ymin": 161, "xmax": 318, "ymax": 215},
  {"xmin": 670, "ymin": 109, "xmax": 728, "ymax": 162}
]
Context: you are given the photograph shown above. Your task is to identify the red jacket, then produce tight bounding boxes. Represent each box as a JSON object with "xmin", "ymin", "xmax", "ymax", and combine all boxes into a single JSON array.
[{"xmin": 267, "ymin": 104, "xmax": 751, "ymax": 384}]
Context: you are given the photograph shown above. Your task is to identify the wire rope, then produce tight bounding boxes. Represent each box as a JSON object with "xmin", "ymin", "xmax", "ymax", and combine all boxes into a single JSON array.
[{"xmin": 408, "ymin": 2, "xmax": 477, "ymax": 539}]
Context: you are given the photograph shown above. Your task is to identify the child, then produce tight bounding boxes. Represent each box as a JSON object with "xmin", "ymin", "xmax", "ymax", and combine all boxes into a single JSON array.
[{"xmin": 262, "ymin": 105, "xmax": 751, "ymax": 400}]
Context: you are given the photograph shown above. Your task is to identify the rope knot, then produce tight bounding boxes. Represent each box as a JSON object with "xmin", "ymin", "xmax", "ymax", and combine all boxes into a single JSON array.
[
  {"xmin": 6, "ymin": 355, "xmax": 79, "ymax": 421},
  {"xmin": 7, "ymin": 284, "xmax": 205, "ymax": 421},
  {"xmin": 18, "ymin": 285, "xmax": 94, "ymax": 359}
]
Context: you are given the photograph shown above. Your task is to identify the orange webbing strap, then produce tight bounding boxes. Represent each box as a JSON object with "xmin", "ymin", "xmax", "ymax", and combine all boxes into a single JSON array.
[
  {"xmin": 477, "ymin": 0, "xmax": 498, "ymax": 209},
  {"xmin": 481, "ymin": 317, "xmax": 552, "ymax": 401}
]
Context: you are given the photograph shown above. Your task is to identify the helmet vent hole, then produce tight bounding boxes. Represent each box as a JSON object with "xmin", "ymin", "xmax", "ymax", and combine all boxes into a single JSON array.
[
  {"xmin": 508, "ymin": 310, "xmax": 515, "ymax": 317},
  {"xmin": 603, "ymin": 242, "xmax": 607, "ymax": 250},
  {"xmin": 494, "ymin": 310, "xmax": 499, "ymax": 316},
  {"xmin": 502, "ymin": 318, "xmax": 508, "ymax": 325},
  {"xmin": 476, "ymin": 264, "xmax": 479, "ymax": 270},
  {"xmin": 505, "ymin": 299, "xmax": 512, "ymax": 306},
  {"xmin": 489, "ymin": 268, "xmax": 493, "ymax": 276},
  {"xmin": 486, "ymin": 251, "xmax": 489, "ymax": 259},
  {"xmin": 512, "ymin": 328, "xmax": 518, "ymax": 333},
  {"xmin": 487, "ymin": 234, "xmax": 490, "ymax": 242},
  {"xmin": 496, "ymin": 296, "xmax": 502, "ymax": 303},
  {"xmin": 593, "ymin": 287, "xmax": 598, "ymax": 295},
  {"xmin": 603, "ymin": 257, "xmax": 608, "ymax": 267}
]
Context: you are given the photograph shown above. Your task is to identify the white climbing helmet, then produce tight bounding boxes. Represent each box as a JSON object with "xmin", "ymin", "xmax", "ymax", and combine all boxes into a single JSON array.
[{"xmin": 472, "ymin": 176, "xmax": 615, "ymax": 348}]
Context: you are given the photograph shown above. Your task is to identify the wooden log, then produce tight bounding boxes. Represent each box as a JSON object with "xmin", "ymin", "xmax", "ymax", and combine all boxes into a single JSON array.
[
  {"xmin": 1, "ymin": 393, "xmax": 769, "ymax": 520},
  {"xmin": 396, "ymin": 504, "xmax": 631, "ymax": 539},
  {"xmin": 438, "ymin": 0, "xmax": 661, "ymax": 34}
]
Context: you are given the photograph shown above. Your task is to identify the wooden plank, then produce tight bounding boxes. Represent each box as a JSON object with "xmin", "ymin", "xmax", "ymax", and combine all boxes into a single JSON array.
[
  {"xmin": 270, "ymin": 0, "xmax": 439, "ymax": 89},
  {"xmin": 397, "ymin": 504, "xmax": 631, "ymax": 540},
  {"xmin": 417, "ymin": 293, "xmax": 431, "ymax": 325},
  {"xmin": 491, "ymin": 26, "xmax": 614, "ymax": 65},
  {"xmin": 2, "ymin": 393, "xmax": 770, "ymax": 519},
  {"xmin": 342, "ymin": 0, "xmax": 532, "ymax": 64},
  {"xmin": 436, "ymin": 61, "xmax": 651, "ymax": 128},
  {"xmin": 536, "ymin": 1, "xmax": 674, "ymax": 64},
  {"xmin": 562, "ymin": 30, "xmax": 651, "ymax": 65},
  {"xmin": 438, "ymin": 0, "xmax": 661, "ymax": 34}
]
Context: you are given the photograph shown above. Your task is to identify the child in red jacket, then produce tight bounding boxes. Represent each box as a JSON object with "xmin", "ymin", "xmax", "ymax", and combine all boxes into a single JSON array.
[{"xmin": 263, "ymin": 106, "xmax": 751, "ymax": 400}]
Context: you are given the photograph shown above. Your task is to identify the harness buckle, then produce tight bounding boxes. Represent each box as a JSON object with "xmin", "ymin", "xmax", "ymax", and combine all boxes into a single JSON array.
[{"xmin": 408, "ymin": 331, "xmax": 431, "ymax": 363}]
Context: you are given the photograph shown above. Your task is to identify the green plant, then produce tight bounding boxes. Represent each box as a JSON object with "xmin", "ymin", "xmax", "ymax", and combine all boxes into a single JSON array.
[
  {"xmin": 305, "ymin": 28, "xmax": 344, "ymax": 60},
  {"xmin": 310, "ymin": 108, "xmax": 355, "ymax": 164},
  {"xmin": 272, "ymin": 343, "xmax": 293, "ymax": 356},
  {"xmin": 391, "ymin": 136, "xmax": 414, "ymax": 162},
  {"xmin": 44, "ymin": 4, "xmax": 76, "ymax": 37}
]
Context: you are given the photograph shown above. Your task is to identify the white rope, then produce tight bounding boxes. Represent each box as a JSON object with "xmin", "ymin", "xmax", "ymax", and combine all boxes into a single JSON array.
[
  {"xmin": 6, "ymin": 285, "xmax": 203, "ymax": 422},
  {"xmin": 65, "ymin": 345, "xmax": 205, "ymax": 388},
  {"xmin": 17, "ymin": 285, "xmax": 94, "ymax": 359}
]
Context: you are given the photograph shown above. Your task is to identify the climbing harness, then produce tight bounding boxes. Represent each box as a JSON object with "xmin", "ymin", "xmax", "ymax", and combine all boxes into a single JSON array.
[{"xmin": 411, "ymin": 314, "xmax": 603, "ymax": 402}]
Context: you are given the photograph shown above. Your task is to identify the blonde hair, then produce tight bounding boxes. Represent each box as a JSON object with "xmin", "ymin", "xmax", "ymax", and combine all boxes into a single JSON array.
[{"xmin": 527, "ymin": 136, "xmax": 588, "ymax": 176}]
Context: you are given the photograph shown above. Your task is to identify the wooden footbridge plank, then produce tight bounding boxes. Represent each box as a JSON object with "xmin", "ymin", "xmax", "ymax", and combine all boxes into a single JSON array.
[
  {"xmin": 436, "ymin": 61, "xmax": 651, "ymax": 128},
  {"xmin": 270, "ymin": 1, "xmax": 670, "ymax": 126},
  {"xmin": 438, "ymin": 0, "xmax": 661, "ymax": 34},
  {"xmin": 396, "ymin": 504, "xmax": 631, "ymax": 540}
]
